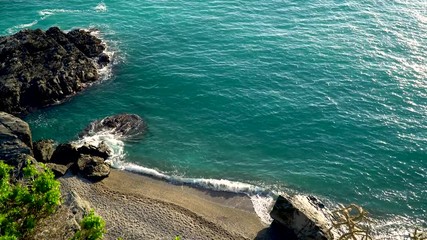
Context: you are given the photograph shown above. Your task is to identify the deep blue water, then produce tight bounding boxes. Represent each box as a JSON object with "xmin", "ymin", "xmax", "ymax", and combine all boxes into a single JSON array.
[{"xmin": 1, "ymin": 0, "xmax": 426, "ymax": 233}]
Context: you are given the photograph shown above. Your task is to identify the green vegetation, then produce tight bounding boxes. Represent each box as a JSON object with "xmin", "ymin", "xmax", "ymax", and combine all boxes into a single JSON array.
[
  {"xmin": 71, "ymin": 210, "xmax": 106, "ymax": 240},
  {"xmin": 0, "ymin": 160, "xmax": 61, "ymax": 239}
]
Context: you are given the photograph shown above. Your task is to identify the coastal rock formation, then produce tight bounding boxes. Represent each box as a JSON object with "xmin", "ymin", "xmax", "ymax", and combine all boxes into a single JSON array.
[
  {"xmin": 33, "ymin": 139, "xmax": 55, "ymax": 162},
  {"xmin": 50, "ymin": 141, "xmax": 111, "ymax": 180},
  {"xmin": 77, "ymin": 154, "xmax": 110, "ymax": 180},
  {"xmin": 77, "ymin": 141, "xmax": 111, "ymax": 160},
  {"xmin": 80, "ymin": 114, "xmax": 147, "ymax": 138},
  {"xmin": 0, "ymin": 27, "xmax": 109, "ymax": 115},
  {"xmin": 0, "ymin": 111, "xmax": 33, "ymax": 165},
  {"xmin": 50, "ymin": 143, "xmax": 80, "ymax": 166},
  {"xmin": 269, "ymin": 195, "xmax": 331, "ymax": 240}
]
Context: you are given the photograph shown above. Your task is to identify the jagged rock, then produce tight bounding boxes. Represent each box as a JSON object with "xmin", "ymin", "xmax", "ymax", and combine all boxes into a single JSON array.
[
  {"xmin": 50, "ymin": 143, "xmax": 80, "ymax": 166},
  {"xmin": 269, "ymin": 195, "xmax": 331, "ymax": 240},
  {"xmin": 0, "ymin": 27, "xmax": 108, "ymax": 115},
  {"xmin": 77, "ymin": 141, "xmax": 111, "ymax": 160},
  {"xmin": 45, "ymin": 162, "xmax": 69, "ymax": 178},
  {"xmin": 97, "ymin": 52, "xmax": 110, "ymax": 67},
  {"xmin": 0, "ymin": 111, "xmax": 33, "ymax": 163},
  {"xmin": 80, "ymin": 114, "xmax": 146, "ymax": 138},
  {"xmin": 66, "ymin": 29, "xmax": 105, "ymax": 58},
  {"xmin": 33, "ymin": 139, "xmax": 55, "ymax": 162},
  {"xmin": 77, "ymin": 154, "xmax": 110, "ymax": 180}
]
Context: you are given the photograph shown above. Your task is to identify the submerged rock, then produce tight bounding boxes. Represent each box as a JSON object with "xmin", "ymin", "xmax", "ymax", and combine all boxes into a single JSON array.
[
  {"xmin": 0, "ymin": 27, "xmax": 109, "ymax": 115},
  {"xmin": 269, "ymin": 195, "xmax": 331, "ymax": 240},
  {"xmin": 33, "ymin": 139, "xmax": 55, "ymax": 162},
  {"xmin": 80, "ymin": 114, "xmax": 146, "ymax": 138}
]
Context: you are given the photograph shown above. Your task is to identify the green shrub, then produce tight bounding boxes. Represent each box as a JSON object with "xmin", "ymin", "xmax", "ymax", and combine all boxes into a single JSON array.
[
  {"xmin": 71, "ymin": 210, "xmax": 106, "ymax": 240},
  {"xmin": 0, "ymin": 160, "xmax": 61, "ymax": 239}
]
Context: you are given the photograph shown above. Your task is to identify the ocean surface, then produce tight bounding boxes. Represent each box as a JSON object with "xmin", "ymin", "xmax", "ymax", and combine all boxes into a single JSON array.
[{"xmin": 1, "ymin": 0, "xmax": 426, "ymax": 236}]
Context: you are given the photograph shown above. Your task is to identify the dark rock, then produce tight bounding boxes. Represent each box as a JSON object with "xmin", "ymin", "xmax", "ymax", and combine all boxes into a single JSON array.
[
  {"xmin": 50, "ymin": 143, "xmax": 80, "ymax": 166},
  {"xmin": 33, "ymin": 139, "xmax": 55, "ymax": 162},
  {"xmin": 269, "ymin": 195, "xmax": 330, "ymax": 240},
  {"xmin": 66, "ymin": 29, "xmax": 105, "ymax": 58},
  {"xmin": 80, "ymin": 114, "xmax": 146, "ymax": 138},
  {"xmin": 0, "ymin": 27, "xmax": 107, "ymax": 115},
  {"xmin": 77, "ymin": 154, "xmax": 110, "ymax": 180},
  {"xmin": 0, "ymin": 111, "xmax": 33, "ymax": 164},
  {"xmin": 77, "ymin": 141, "xmax": 111, "ymax": 160},
  {"xmin": 46, "ymin": 162, "xmax": 69, "ymax": 178},
  {"xmin": 97, "ymin": 53, "xmax": 110, "ymax": 67}
]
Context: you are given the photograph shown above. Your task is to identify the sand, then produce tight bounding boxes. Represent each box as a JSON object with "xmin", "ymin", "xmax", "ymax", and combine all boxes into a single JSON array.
[{"xmin": 59, "ymin": 169, "xmax": 269, "ymax": 240}]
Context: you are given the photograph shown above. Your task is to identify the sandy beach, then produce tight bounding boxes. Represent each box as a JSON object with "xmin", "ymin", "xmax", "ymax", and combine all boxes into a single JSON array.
[{"xmin": 59, "ymin": 169, "xmax": 268, "ymax": 239}]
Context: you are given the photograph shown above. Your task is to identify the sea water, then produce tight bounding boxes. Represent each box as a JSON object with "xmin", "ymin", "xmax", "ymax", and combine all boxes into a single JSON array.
[{"xmin": 1, "ymin": 0, "xmax": 426, "ymax": 236}]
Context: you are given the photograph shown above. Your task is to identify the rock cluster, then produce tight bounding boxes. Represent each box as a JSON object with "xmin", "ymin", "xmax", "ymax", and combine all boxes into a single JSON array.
[
  {"xmin": 0, "ymin": 27, "xmax": 110, "ymax": 115},
  {"xmin": 0, "ymin": 111, "xmax": 113, "ymax": 181}
]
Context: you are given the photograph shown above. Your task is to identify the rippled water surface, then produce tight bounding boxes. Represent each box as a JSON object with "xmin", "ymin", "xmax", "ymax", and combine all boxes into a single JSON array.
[{"xmin": 1, "ymin": 0, "xmax": 426, "ymax": 233}]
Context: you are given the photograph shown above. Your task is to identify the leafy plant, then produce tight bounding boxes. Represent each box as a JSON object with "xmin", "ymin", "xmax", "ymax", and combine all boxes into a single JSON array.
[
  {"xmin": 71, "ymin": 210, "xmax": 106, "ymax": 240},
  {"xmin": 0, "ymin": 160, "xmax": 61, "ymax": 239}
]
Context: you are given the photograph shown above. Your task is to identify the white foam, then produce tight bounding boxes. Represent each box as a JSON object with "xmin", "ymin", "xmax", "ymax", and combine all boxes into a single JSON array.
[
  {"xmin": 76, "ymin": 129, "xmax": 276, "ymax": 223},
  {"xmin": 38, "ymin": 9, "xmax": 83, "ymax": 19},
  {"xmin": 250, "ymin": 194, "xmax": 275, "ymax": 224},
  {"xmin": 77, "ymin": 131, "xmax": 425, "ymax": 234},
  {"xmin": 74, "ymin": 130, "xmax": 125, "ymax": 164},
  {"xmin": 94, "ymin": 2, "xmax": 107, "ymax": 12},
  {"xmin": 88, "ymin": 29, "xmax": 116, "ymax": 81},
  {"xmin": 6, "ymin": 20, "xmax": 38, "ymax": 34}
]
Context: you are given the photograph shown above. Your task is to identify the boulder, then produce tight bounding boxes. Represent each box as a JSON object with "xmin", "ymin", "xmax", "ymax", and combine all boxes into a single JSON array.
[
  {"xmin": 33, "ymin": 139, "xmax": 55, "ymax": 162},
  {"xmin": 0, "ymin": 111, "xmax": 33, "ymax": 165},
  {"xmin": 97, "ymin": 53, "xmax": 110, "ymax": 67},
  {"xmin": 77, "ymin": 141, "xmax": 111, "ymax": 160},
  {"xmin": 0, "ymin": 27, "xmax": 108, "ymax": 115},
  {"xmin": 46, "ymin": 162, "xmax": 69, "ymax": 178},
  {"xmin": 269, "ymin": 195, "xmax": 331, "ymax": 240},
  {"xmin": 77, "ymin": 154, "xmax": 110, "ymax": 180},
  {"xmin": 50, "ymin": 143, "xmax": 80, "ymax": 166},
  {"xmin": 80, "ymin": 114, "xmax": 146, "ymax": 138}
]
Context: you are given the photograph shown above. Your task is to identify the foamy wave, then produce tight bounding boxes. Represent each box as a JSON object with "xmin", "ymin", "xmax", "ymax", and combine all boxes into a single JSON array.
[
  {"xmin": 74, "ymin": 130, "xmax": 125, "ymax": 164},
  {"xmin": 6, "ymin": 20, "xmax": 38, "ymax": 34},
  {"xmin": 76, "ymin": 130, "xmax": 276, "ymax": 223},
  {"xmin": 88, "ymin": 29, "xmax": 116, "ymax": 81},
  {"xmin": 38, "ymin": 9, "xmax": 83, "ymax": 19},
  {"xmin": 94, "ymin": 2, "xmax": 107, "ymax": 12},
  {"xmin": 76, "ymin": 130, "xmax": 423, "ymax": 234}
]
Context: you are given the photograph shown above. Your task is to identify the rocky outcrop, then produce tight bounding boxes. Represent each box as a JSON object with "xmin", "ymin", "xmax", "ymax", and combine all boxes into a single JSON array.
[
  {"xmin": 49, "ymin": 141, "xmax": 111, "ymax": 180},
  {"xmin": 80, "ymin": 114, "xmax": 147, "ymax": 138},
  {"xmin": 77, "ymin": 141, "xmax": 111, "ymax": 160},
  {"xmin": 0, "ymin": 27, "xmax": 109, "ymax": 115},
  {"xmin": 50, "ymin": 143, "xmax": 80, "ymax": 166},
  {"xmin": 77, "ymin": 154, "xmax": 110, "ymax": 180},
  {"xmin": 33, "ymin": 139, "xmax": 55, "ymax": 162},
  {"xmin": 269, "ymin": 195, "xmax": 332, "ymax": 240},
  {"xmin": 0, "ymin": 111, "xmax": 33, "ymax": 164}
]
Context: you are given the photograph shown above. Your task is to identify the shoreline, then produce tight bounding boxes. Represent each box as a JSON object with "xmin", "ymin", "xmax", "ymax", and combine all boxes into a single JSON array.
[{"xmin": 59, "ymin": 168, "xmax": 268, "ymax": 239}]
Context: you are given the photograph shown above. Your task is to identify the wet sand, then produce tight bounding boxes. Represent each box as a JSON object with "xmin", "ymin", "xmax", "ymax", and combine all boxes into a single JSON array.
[{"xmin": 59, "ymin": 169, "xmax": 268, "ymax": 239}]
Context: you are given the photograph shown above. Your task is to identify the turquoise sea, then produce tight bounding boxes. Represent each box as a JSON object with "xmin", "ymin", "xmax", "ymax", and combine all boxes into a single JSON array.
[{"xmin": 1, "ymin": 0, "xmax": 426, "ymax": 236}]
